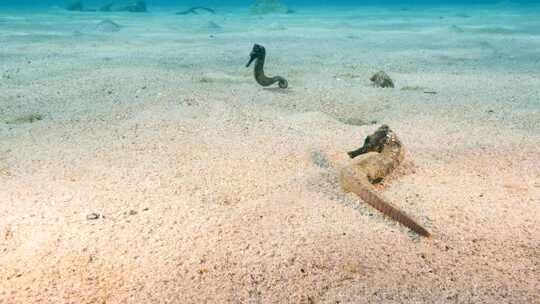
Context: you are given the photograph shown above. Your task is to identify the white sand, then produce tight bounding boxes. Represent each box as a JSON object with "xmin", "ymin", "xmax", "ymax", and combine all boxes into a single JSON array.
[{"xmin": 1, "ymin": 5, "xmax": 539, "ymax": 303}]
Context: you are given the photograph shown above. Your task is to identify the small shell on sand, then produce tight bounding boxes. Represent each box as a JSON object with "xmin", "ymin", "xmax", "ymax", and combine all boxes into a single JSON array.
[{"xmin": 86, "ymin": 213, "xmax": 101, "ymax": 220}]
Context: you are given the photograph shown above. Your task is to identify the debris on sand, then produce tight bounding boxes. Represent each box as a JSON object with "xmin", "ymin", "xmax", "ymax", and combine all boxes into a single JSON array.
[
  {"xmin": 370, "ymin": 71, "xmax": 395, "ymax": 88},
  {"xmin": 401, "ymin": 85, "xmax": 426, "ymax": 91},
  {"xmin": 249, "ymin": 0, "xmax": 289, "ymax": 15},
  {"xmin": 4, "ymin": 113, "xmax": 43, "ymax": 125}
]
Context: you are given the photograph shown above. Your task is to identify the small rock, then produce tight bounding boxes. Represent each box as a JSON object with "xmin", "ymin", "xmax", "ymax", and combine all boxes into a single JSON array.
[
  {"xmin": 129, "ymin": 210, "xmax": 138, "ymax": 216},
  {"xmin": 86, "ymin": 213, "xmax": 100, "ymax": 220},
  {"xmin": 370, "ymin": 71, "xmax": 394, "ymax": 88}
]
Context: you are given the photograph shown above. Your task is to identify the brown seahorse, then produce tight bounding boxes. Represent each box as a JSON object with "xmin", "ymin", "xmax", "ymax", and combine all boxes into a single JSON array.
[
  {"xmin": 246, "ymin": 44, "xmax": 288, "ymax": 89},
  {"xmin": 340, "ymin": 125, "xmax": 430, "ymax": 237}
]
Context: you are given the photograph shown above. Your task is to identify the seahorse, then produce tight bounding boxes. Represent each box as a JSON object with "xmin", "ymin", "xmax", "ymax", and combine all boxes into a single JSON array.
[
  {"xmin": 340, "ymin": 125, "xmax": 430, "ymax": 237},
  {"xmin": 175, "ymin": 7, "xmax": 216, "ymax": 15},
  {"xmin": 246, "ymin": 44, "xmax": 288, "ymax": 89}
]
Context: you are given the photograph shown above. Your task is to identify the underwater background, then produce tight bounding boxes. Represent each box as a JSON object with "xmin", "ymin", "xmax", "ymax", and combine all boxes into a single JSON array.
[
  {"xmin": 1, "ymin": 0, "xmax": 539, "ymax": 303},
  {"xmin": 2, "ymin": 0, "xmax": 540, "ymax": 8}
]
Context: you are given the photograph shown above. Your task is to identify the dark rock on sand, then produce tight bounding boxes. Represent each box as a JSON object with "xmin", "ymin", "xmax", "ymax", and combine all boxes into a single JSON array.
[{"xmin": 370, "ymin": 71, "xmax": 394, "ymax": 88}]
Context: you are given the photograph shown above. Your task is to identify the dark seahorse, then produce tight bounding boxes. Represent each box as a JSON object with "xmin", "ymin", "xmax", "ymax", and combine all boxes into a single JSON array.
[
  {"xmin": 340, "ymin": 125, "xmax": 431, "ymax": 237},
  {"xmin": 246, "ymin": 44, "xmax": 288, "ymax": 89},
  {"xmin": 176, "ymin": 7, "xmax": 216, "ymax": 15}
]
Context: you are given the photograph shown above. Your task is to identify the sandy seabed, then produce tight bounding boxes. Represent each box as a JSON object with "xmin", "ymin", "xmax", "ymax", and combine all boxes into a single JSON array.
[{"xmin": 0, "ymin": 4, "xmax": 539, "ymax": 304}]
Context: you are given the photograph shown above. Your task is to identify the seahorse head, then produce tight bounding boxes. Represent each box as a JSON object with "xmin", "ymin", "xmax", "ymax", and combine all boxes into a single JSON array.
[
  {"xmin": 348, "ymin": 125, "xmax": 394, "ymax": 158},
  {"xmin": 246, "ymin": 44, "xmax": 266, "ymax": 67}
]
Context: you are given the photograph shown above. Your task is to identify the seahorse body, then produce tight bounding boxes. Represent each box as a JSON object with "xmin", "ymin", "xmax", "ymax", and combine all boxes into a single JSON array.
[{"xmin": 340, "ymin": 126, "xmax": 430, "ymax": 237}]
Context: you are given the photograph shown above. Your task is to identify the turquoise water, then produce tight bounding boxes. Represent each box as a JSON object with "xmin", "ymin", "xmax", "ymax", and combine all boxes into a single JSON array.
[
  {"xmin": 2, "ymin": 0, "xmax": 540, "ymax": 8},
  {"xmin": 1, "ymin": 1, "xmax": 540, "ymax": 303}
]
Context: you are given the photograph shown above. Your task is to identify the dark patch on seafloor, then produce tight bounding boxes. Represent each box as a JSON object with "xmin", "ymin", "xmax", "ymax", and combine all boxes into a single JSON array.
[{"xmin": 95, "ymin": 19, "xmax": 122, "ymax": 33}]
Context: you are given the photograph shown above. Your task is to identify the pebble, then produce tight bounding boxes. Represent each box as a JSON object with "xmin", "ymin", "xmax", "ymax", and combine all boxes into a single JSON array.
[{"xmin": 86, "ymin": 213, "xmax": 100, "ymax": 220}]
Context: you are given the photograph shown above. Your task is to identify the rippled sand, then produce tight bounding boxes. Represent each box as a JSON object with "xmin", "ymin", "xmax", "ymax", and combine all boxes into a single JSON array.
[{"xmin": 1, "ymin": 4, "xmax": 539, "ymax": 303}]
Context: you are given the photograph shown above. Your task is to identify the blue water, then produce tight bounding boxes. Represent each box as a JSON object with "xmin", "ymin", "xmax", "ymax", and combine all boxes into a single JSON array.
[{"xmin": 1, "ymin": 0, "xmax": 540, "ymax": 9}]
